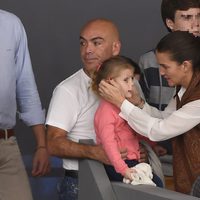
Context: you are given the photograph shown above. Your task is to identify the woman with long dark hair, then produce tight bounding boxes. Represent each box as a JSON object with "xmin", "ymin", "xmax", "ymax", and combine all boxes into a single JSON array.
[{"xmin": 98, "ymin": 31, "xmax": 200, "ymax": 195}]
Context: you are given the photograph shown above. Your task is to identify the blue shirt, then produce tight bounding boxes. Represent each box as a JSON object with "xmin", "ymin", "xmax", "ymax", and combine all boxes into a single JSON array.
[{"xmin": 0, "ymin": 9, "xmax": 45, "ymax": 129}]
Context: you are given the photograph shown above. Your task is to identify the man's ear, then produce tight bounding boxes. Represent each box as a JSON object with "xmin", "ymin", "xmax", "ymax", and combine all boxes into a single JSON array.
[
  {"xmin": 112, "ymin": 41, "xmax": 121, "ymax": 56},
  {"xmin": 166, "ymin": 18, "xmax": 175, "ymax": 31}
]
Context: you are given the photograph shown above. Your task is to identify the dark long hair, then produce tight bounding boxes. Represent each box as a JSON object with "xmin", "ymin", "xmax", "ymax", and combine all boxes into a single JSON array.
[{"xmin": 156, "ymin": 31, "xmax": 200, "ymax": 71}]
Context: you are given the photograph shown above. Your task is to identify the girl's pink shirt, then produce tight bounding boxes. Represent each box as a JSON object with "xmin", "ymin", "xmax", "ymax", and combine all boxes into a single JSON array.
[{"xmin": 94, "ymin": 99, "xmax": 140, "ymax": 176}]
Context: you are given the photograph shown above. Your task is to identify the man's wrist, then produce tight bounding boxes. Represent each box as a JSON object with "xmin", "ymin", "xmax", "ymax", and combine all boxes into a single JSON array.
[{"xmin": 35, "ymin": 145, "xmax": 47, "ymax": 152}]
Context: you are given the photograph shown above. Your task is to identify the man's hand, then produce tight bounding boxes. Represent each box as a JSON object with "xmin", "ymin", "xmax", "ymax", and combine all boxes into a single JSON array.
[
  {"xmin": 152, "ymin": 144, "xmax": 167, "ymax": 156},
  {"xmin": 92, "ymin": 145, "xmax": 110, "ymax": 165},
  {"xmin": 31, "ymin": 124, "xmax": 51, "ymax": 176},
  {"xmin": 32, "ymin": 148, "xmax": 50, "ymax": 176},
  {"xmin": 93, "ymin": 146, "xmax": 128, "ymax": 165},
  {"xmin": 139, "ymin": 144, "xmax": 148, "ymax": 163}
]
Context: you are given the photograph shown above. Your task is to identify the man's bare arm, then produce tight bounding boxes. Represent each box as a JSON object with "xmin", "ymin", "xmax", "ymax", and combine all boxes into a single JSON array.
[{"xmin": 47, "ymin": 125, "xmax": 109, "ymax": 164}]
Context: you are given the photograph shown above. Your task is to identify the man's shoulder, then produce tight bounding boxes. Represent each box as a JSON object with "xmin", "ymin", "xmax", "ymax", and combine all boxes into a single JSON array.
[
  {"xmin": 56, "ymin": 69, "xmax": 90, "ymax": 94},
  {"xmin": 0, "ymin": 9, "xmax": 22, "ymax": 25},
  {"xmin": 59, "ymin": 69, "xmax": 83, "ymax": 85}
]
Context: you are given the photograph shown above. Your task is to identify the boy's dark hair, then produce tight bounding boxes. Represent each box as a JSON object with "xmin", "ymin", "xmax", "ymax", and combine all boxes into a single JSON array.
[{"xmin": 161, "ymin": 0, "xmax": 200, "ymax": 32}]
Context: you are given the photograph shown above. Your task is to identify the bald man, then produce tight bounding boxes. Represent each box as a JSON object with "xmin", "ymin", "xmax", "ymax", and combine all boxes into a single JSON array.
[
  {"xmin": 46, "ymin": 19, "xmax": 150, "ymax": 200},
  {"xmin": 46, "ymin": 19, "xmax": 121, "ymax": 200}
]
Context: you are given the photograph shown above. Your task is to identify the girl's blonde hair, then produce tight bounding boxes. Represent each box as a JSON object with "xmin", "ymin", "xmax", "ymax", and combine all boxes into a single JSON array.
[{"xmin": 92, "ymin": 55, "xmax": 135, "ymax": 95}]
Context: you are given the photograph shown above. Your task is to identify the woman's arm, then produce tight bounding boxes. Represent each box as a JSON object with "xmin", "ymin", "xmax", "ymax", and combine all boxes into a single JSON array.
[
  {"xmin": 120, "ymin": 99, "xmax": 200, "ymax": 141},
  {"xmin": 99, "ymin": 80, "xmax": 200, "ymax": 141}
]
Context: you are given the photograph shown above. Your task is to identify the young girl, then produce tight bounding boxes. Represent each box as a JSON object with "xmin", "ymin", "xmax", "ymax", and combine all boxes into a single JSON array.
[{"xmin": 92, "ymin": 56, "xmax": 161, "ymax": 186}]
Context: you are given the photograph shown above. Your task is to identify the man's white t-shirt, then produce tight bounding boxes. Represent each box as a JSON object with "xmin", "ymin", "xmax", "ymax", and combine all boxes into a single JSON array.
[{"xmin": 46, "ymin": 69, "xmax": 99, "ymax": 170}]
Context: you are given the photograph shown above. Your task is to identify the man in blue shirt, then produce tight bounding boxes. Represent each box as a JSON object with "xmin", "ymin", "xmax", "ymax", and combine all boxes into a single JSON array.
[{"xmin": 0, "ymin": 9, "xmax": 50, "ymax": 200}]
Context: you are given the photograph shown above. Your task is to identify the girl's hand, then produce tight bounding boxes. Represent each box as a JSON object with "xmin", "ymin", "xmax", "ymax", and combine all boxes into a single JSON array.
[{"xmin": 124, "ymin": 167, "xmax": 136, "ymax": 181}]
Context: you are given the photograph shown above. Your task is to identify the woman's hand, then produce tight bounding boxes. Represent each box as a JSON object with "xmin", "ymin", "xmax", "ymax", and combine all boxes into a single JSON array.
[
  {"xmin": 99, "ymin": 79, "xmax": 125, "ymax": 108},
  {"xmin": 127, "ymin": 80, "xmax": 144, "ymax": 108}
]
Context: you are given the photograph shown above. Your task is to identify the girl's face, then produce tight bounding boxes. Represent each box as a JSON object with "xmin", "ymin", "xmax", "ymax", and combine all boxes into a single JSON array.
[
  {"xmin": 113, "ymin": 68, "xmax": 134, "ymax": 98},
  {"xmin": 156, "ymin": 51, "xmax": 192, "ymax": 88}
]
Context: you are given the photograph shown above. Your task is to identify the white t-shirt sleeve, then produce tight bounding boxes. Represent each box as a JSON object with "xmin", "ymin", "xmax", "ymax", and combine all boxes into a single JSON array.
[{"xmin": 46, "ymin": 85, "xmax": 79, "ymax": 132}]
